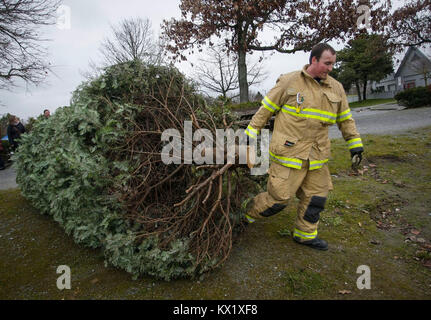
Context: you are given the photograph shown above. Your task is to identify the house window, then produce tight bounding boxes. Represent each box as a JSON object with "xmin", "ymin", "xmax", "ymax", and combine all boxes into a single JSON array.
[{"xmin": 404, "ymin": 81, "xmax": 416, "ymax": 89}]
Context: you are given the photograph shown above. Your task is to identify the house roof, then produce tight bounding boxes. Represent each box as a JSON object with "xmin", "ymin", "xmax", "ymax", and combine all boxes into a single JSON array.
[{"xmin": 394, "ymin": 46, "xmax": 431, "ymax": 77}]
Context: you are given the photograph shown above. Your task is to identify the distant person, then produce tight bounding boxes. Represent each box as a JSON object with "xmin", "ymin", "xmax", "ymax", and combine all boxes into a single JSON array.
[
  {"xmin": 0, "ymin": 140, "xmax": 5, "ymax": 170},
  {"xmin": 7, "ymin": 115, "xmax": 26, "ymax": 152},
  {"xmin": 43, "ymin": 109, "xmax": 50, "ymax": 118}
]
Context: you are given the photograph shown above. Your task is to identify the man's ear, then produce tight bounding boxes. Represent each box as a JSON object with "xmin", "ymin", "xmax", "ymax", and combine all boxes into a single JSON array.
[{"xmin": 311, "ymin": 56, "xmax": 319, "ymax": 65}]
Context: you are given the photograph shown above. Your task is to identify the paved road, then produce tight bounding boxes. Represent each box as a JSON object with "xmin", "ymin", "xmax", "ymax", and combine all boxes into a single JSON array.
[
  {"xmin": 0, "ymin": 164, "xmax": 18, "ymax": 190},
  {"xmin": 329, "ymin": 103, "xmax": 431, "ymax": 138},
  {"xmin": 1, "ymin": 104, "xmax": 431, "ymax": 191}
]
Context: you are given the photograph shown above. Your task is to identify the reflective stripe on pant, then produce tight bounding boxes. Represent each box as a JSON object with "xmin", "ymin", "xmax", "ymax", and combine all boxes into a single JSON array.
[{"xmin": 247, "ymin": 160, "xmax": 332, "ymax": 240}]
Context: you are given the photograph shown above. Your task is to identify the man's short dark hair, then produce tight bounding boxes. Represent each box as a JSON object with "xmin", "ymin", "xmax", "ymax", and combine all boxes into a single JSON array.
[
  {"xmin": 309, "ymin": 43, "xmax": 336, "ymax": 64},
  {"xmin": 43, "ymin": 109, "xmax": 49, "ymax": 113}
]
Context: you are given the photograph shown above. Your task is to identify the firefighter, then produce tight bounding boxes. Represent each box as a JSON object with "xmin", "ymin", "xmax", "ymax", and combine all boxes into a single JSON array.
[{"xmin": 244, "ymin": 43, "xmax": 364, "ymax": 251}]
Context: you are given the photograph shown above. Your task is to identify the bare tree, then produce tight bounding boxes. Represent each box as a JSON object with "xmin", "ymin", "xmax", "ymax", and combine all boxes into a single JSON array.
[
  {"xmin": 193, "ymin": 44, "xmax": 268, "ymax": 99},
  {"xmin": 82, "ymin": 17, "xmax": 166, "ymax": 80},
  {"xmin": 100, "ymin": 17, "xmax": 164, "ymax": 67},
  {"xmin": 0, "ymin": 0, "xmax": 60, "ymax": 89}
]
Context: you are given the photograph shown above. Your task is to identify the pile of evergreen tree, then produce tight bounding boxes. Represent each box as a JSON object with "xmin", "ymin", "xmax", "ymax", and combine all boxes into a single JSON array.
[{"xmin": 14, "ymin": 61, "xmax": 259, "ymax": 280}]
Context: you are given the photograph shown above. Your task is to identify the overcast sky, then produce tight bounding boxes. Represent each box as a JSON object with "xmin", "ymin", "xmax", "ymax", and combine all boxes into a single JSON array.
[{"xmin": 0, "ymin": 0, "xmax": 407, "ymax": 121}]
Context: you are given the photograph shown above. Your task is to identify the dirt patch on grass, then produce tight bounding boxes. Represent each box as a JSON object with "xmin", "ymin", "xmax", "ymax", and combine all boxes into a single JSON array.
[{"xmin": 365, "ymin": 197, "xmax": 409, "ymax": 230}]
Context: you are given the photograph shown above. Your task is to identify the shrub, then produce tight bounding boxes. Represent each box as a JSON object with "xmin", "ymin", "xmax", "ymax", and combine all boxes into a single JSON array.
[
  {"xmin": 394, "ymin": 85, "xmax": 431, "ymax": 108},
  {"xmin": 227, "ymin": 101, "xmax": 260, "ymax": 110}
]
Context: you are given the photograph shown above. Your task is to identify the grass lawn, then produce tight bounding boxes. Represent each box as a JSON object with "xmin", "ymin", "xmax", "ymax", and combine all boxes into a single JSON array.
[
  {"xmin": 0, "ymin": 127, "xmax": 430, "ymax": 299},
  {"xmin": 349, "ymin": 98, "xmax": 396, "ymax": 109}
]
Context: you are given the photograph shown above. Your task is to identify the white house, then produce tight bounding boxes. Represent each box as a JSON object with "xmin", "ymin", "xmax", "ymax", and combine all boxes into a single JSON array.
[
  {"xmin": 372, "ymin": 46, "xmax": 431, "ymax": 96},
  {"xmin": 347, "ymin": 46, "xmax": 431, "ymax": 102}
]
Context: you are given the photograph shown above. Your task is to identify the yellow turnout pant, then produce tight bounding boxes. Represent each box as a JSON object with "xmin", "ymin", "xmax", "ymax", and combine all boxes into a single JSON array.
[{"xmin": 248, "ymin": 160, "xmax": 333, "ymax": 241}]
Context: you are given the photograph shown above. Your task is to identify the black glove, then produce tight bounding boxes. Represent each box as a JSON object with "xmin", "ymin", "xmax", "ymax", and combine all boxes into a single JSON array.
[{"xmin": 350, "ymin": 148, "xmax": 364, "ymax": 165}]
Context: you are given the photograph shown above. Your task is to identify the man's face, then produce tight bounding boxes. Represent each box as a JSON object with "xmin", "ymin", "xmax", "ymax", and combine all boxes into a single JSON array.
[
  {"xmin": 311, "ymin": 50, "xmax": 336, "ymax": 79},
  {"xmin": 44, "ymin": 111, "xmax": 50, "ymax": 117}
]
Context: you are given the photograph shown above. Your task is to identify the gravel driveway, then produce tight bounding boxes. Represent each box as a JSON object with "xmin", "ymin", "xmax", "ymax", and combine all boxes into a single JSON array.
[{"xmin": 1, "ymin": 103, "xmax": 430, "ymax": 191}]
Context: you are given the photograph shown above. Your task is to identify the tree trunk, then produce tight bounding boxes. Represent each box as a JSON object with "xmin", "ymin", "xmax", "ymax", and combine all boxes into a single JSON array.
[
  {"xmin": 237, "ymin": 26, "xmax": 249, "ymax": 103},
  {"xmin": 362, "ymin": 77, "xmax": 368, "ymax": 101},
  {"xmin": 218, "ymin": 56, "xmax": 227, "ymax": 100},
  {"xmin": 238, "ymin": 49, "xmax": 249, "ymax": 102},
  {"xmin": 355, "ymin": 81, "xmax": 362, "ymax": 102}
]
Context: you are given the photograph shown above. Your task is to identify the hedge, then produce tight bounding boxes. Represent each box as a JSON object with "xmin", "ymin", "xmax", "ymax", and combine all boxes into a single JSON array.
[{"xmin": 394, "ymin": 85, "xmax": 431, "ymax": 108}]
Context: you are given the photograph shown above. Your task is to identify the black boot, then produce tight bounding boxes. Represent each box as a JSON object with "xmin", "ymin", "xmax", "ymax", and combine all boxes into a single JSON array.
[{"xmin": 293, "ymin": 236, "xmax": 328, "ymax": 251}]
